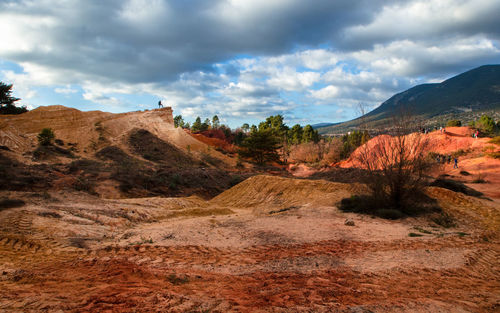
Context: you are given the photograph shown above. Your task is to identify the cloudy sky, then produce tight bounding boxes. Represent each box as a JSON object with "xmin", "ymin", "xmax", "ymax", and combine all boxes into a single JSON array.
[{"xmin": 1, "ymin": 0, "xmax": 499, "ymax": 127}]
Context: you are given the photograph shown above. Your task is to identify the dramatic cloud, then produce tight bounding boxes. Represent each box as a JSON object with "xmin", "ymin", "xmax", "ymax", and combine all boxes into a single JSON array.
[{"xmin": 0, "ymin": 0, "xmax": 499, "ymax": 126}]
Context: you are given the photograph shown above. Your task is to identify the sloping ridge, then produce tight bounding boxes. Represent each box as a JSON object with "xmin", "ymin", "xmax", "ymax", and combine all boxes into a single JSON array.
[
  {"xmin": 0, "ymin": 105, "xmax": 228, "ymax": 164},
  {"xmin": 211, "ymin": 175, "xmax": 367, "ymax": 209},
  {"xmin": 319, "ymin": 64, "xmax": 500, "ymax": 134}
]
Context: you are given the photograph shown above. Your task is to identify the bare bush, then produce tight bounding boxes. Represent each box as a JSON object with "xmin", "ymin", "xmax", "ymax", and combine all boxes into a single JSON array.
[
  {"xmin": 351, "ymin": 109, "xmax": 437, "ymax": 213},
  {"xmin": 289, "ymin": 139, "xmax": 343, "ymax": 165}
]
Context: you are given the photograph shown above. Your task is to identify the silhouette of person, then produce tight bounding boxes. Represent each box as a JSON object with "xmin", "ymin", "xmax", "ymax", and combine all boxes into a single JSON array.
[
  {"xmin": 454, "ymin": 158, "xmax": 458, "ymax": 169},
  {"xmin": 158, "ymin": 101, "xmax": 163, "ymax": 108}
]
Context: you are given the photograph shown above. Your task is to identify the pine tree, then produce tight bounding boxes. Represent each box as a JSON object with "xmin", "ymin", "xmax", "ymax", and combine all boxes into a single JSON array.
[{"xmin": 0, "ymin": 82, "xmax": 27, "ymax": 115}]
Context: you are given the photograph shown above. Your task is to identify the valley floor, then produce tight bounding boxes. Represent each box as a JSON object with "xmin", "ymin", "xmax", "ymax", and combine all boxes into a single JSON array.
[{"xmin": 1, "ymin": 176, "xmax": 499, "ymax": 312}]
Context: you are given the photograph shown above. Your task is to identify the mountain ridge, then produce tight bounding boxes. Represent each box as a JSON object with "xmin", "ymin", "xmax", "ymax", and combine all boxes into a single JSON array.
[{"xmin": 318, "ymin": 64, "xmax": 500, "ymax": 134}]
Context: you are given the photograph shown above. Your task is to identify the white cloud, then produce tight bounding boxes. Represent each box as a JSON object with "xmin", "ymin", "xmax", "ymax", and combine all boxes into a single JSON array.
[
  {"xmin": 310, "ymin": 85, "xmax": 339, "ymax": 100},
  {"xmin": 54, "ymin": 85, "xmax": 78, "ymax": 94}
]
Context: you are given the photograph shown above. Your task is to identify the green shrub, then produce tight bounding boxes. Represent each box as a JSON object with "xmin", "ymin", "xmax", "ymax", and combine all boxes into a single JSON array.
[
  {"xmin": 489, "ymin": 136, "xmax": 500, "ymax": 145},
  {"xmin": 37, "ymin": 128, "xmax": 55, "ymax": 146},
  {"xmin": 431, "ymin": 212, "xmax": 455, "ymax": 228},
  {"xmin": 446, "ymin": 120, "xmax": 461, "ymax": 127}
]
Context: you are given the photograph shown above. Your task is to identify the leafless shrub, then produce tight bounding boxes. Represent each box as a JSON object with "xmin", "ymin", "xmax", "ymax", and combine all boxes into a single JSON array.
[
  {"xmin": 289, "ymin": 139, "xmax": 343, "ymax": 165},
  {"xmin": 351, "ymin": 108, "xmax": 437, "ymax": 213}
]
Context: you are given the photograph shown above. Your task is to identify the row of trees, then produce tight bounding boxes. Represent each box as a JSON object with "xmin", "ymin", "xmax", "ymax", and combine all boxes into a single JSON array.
[{"xmin": 174, "ymin": 115, "xmax": 221, "ymax": 132}]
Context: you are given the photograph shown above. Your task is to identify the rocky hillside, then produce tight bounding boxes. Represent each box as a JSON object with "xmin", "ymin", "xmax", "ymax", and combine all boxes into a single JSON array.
[{"xmin": 0, "ymin": 105, "xmax": 242, "ymax": 198}]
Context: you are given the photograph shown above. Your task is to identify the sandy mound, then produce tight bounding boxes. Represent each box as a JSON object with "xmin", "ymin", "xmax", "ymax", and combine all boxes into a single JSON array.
[{"xmin": 211, "ymin": 175, "xmax": 368, "ymax": 210}]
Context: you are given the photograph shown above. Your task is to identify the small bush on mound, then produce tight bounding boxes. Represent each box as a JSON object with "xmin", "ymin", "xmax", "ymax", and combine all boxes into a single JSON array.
[
  {"xmin": 0, "ymin": 199, "xmax": 25, "ymax": 210},
  {"xmin": 73, "ymin": 177, "xmax": 98, "ymax": 195},
  {"xmin": 430, "ymin": 178, "xmax": 483, "ymax": 197},
  {"xmin": 37, "ymin": 128, "xmax": 55, "ymax": 146},
  {"xmin": 431, "ymin": 212, "xmax": 456, "ymax": 228}
]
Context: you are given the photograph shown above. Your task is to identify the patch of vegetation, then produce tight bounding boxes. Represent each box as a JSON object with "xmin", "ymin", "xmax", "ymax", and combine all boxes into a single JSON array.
[
  {"xmin": 459, "ymin": 170, "xmax": 470, "ymax": 176},
  {"xmin": 0, "ymin": 199, "xmax": 25, "ymax": 210},
  {"xmin": 69, "ymin": 237, "xmax": 89, "ymax": 249},
  {"xmin": 487, "ymin": 151, "xmax": 500, "ymax": 159},
  {"xmin": 68, "ymin": 159, "xmax": 103, "ymax": 174},
  {"xmin": 269, "ymin": 206, "xmax": 298, "ymax": 215},
  {"xmin": 167, "ymin": 207, "xmax": 233, "ymax": 218},
  {"xmin": 37, "ymin": 128, "xmax": 55, "ymax": 146},
  {"xmin": 38, "ymin": 211, "xmax": 62, "ymax": 218},
  {"xmin": 129, "ymin": 129, "xmax": 196, "ymax": 166},
  {"xmin": 33, "ymin": 144, "xmax": 75, "ymax": 160},
  {"xmin": 73, "ymin": 177, "xmax": 98, "ymax": 195},
  {"xmin": 95, "ymin": 146, "xmax": 132, "ymax": 163},
  {"xmin": 431, "ymin": 212, "xmax": 456, "ymax": 228},
  {"xmin": 166, "ymin": 274, "xmax": 189, "ymax": 285},
  {"xmin": 451, "ymin": 149, "xmax": 470, "ymax": 158},
  {"xmin": 413, "ymin": 226, "xmax": 432, "ymax": 234},
  {"xmin": 446, "ymin": 119, "xmax": 462, "ymax": 127},
  {"xmin": 229, "ymin": 175, "xmax": 243, "ymax": 187},
  {"xmin": 472, "ymin": 178, "xmax": 487, "ymax": 183},
  {"xmin": 200, "ymin": 151, "xmax": 223, "ymax": 167},
  {"xmin": 0, "ymin": 153, "xmax": 51, "ymax": 191},
  {"xmin": 430, "ymin": 178, "xmax": 483, "ymax": 197},
  {"xmin": 340, "ymin": 130, "xmax": 370, "ymax": 159},
  {"xmin": 408, "ymin": 232, "xmax": 423, "ymax": 237},
  {"xmin": 339, "ymin": 194, "xmax": 439, "ymax": 220},
  {"xmin": 457, "ymin": 232, "xmax": 469, "ymax": 237},
  {"xmin": 489, "ymin": 136, "xmax": 500, "ymax": 145}
]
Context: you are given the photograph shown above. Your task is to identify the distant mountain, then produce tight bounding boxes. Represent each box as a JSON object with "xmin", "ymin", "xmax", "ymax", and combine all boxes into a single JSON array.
[
  {"xmin": 318, "ymin": 65, "xmax": 500, "ymax": 134},
  {"xmin": 311, "ymin": 122, "xmax": 339, "ymax": 129}
]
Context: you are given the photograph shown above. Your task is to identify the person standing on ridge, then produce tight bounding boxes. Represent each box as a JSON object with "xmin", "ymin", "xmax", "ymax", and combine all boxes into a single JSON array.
[
  {"xmin": 454, "ymin": 157, "xmax": 458, "ymax": 169},
  {"xmin": 158, "ymin": 100, "xmax": 163, "ymax": 109}
]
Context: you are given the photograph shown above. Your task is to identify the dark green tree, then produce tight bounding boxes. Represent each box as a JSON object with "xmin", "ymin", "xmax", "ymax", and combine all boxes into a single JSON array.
[
  {"xmin": 212, "ymin": 115, "xmax": 220, "ymax": 129},
  {"xmin": 259, "ymin": 115, "xmax": 288, "ymax": 136},
  {"xmin": 341, "ymin": 130, "xmax": 370, "ymax": 159},
  {"xmin": 0, "ymin": 82, "xmax": 27, "ymax": 115},
  {"xmin": 239, "ymin": 128, "xmax": 282, "ymax": 164},
  {"xmin": 475, "ymin": 114, "xmax": 497, "ymax": 136},
  {"xmin": 446, "ymin": 119, "xmax": 461, "ymax": 127},
  {"xmin": 191, "ymin": 117, "xmax": 202, "ymax": 132},
  {"xmin": 201, "ymin": 118, "xmax": 211, "ymax": 131},
  {"xmin": 173, "ymin": 115, "xmax": 184, "ymax": 128},
  {"xmin": 289, "ymin": 124, "xmax": 303, "ymax": 145},
  {"xmin": 301, "ymin": 125, "xmax": 319, "ymax": 143}
]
